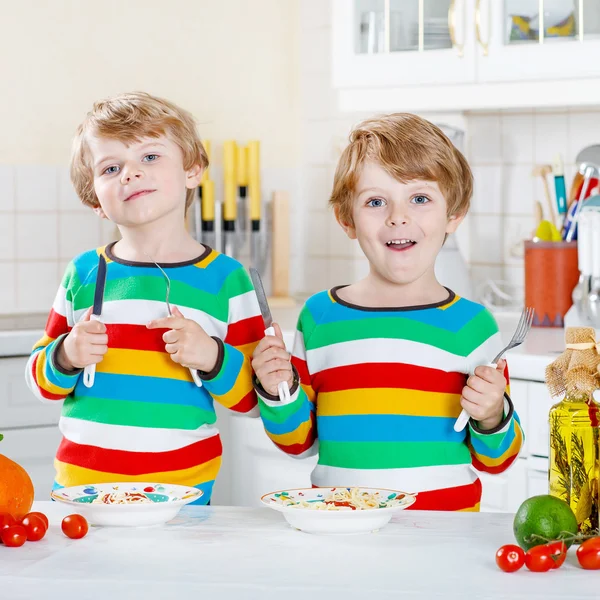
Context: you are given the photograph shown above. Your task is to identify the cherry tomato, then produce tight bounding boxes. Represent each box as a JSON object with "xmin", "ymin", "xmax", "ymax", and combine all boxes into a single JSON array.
[
  {"xmin": 576, "ymin": 537, "xmax": 600, "ymax": 570},
  {"xmin": 23, "ymin": 512, "xmax": 49, "ymax": 530},
  {"xmin": 20, "ymin": 514, "xmax": 46, "ymax": 542},
  {"xmin": 496, "ymin": 544, "xmax": 525, "ymax": 572},
  {"xmin": 546, "ymin": 541, "xmax": 567, "ymax": 569},
  {"xmin": 525, "ymin": 545, "xmax": 554, "ymax": 572},
  {"xmin": 61, "ymin": 514, "xmax": 88, "ymax": 540},
  {"xmin": 0, "ymin": 512, "xmax": 16, "ymax": 534},
  {"xmin": 0, "ymin": 525, "xmax": 27, "ymax": 547}
]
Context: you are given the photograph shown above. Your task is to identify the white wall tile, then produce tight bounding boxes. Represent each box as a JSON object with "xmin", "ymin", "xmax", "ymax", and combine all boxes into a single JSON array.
[
  {"xmin": 300, "ymin": 27, "xmax": 331, "ymax": 76},
  {"xmin": 501, "ymin": 112, "xmax": 534, "ymax": 164},
  {"xmin": 304, "ymin": 257, "xmax": 331, "ymax": 294},
  {"xmin": 471, "ymin": 165, "xmax": 503, "ymax": 215},
  {"xmin": 300, "ymin": 72, "xmax": 338, "ymax": 121},
  {"xmin": 16, "ymin": 261, "xmax": 59, "ymax": 313},
  {"xmin": 533, "ymin": 111, "xmax": 569, "ymax": 166},
  {"xmin": 0, "ymin": 166, "xmax": 15, "ymax": 211},
  {"xmin": 300, "ymin": 0, "xmax": 332, "ymax": 30},
  {"xmin": 0, "ymin": 213, "xmax": 16, "ymax": 260},
  {"xmin": 0, "ymin": 262, "xmax": 16, "ymax": 313},
  {"xmin": 504, "ymin": 265, "xmax": 525, "ymax": 291},
  {"xmin": 327, "ymin": 210, "xmax": 362, "ymax": 258},
  {"xmin": 467, "ymin": 114, "xmax": 502, "ymax": 165},
  {"xmin": 58, "ymin": 167, "xmax": 86, "ymax": 212},
  {"xmin": 303, "ymin": 165, "xmax": 335, "ymax": 211},
  {"xmin": 16, "ymin": 213, "xmax": 58, "ymax": 260},
  {"xmin": 99, "ymin": 218, "xmax": 120, "ymax": 245},
  {"xmin": 503, "ymin": 215, "xmax": 535, "ymax": 266},
  {"xmin": 504, "ymin": 165, "xmax": 536, "ymax": 216},
  {"xmin": 469, "ymin": 265, "xmax": 504, "ymax": 302},
  {"xmin": 305, "ymin": 210, "xmax": 329, "ymax": 257},
  {"xmin": 469, "ymin": 216, "xmax": 503, "ymax": 264},
  {"xmin": 15, "ymin": 165, "xmax": 58, "ymax": 212},
  {"xmin": 568, "ymin": 110, "xmax": 600, "ymax": 162},
  {"xmin": 58, "ymin": 212, "xmax": 101, "ymax": 259},
  {"xmin": 301, "ymin": 120, "xmax": 336, "ymax": 165}
]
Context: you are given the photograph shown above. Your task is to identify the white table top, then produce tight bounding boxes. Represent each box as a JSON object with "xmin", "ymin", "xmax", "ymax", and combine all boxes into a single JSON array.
[{"xmin": 0, "ymin": 502, "xmax": 595, "ymax": 600}]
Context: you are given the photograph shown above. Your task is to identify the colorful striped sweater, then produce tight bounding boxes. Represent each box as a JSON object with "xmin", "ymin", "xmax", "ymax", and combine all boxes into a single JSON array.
[
  {"xmin": 257, "ymin": 287, "xmax": 524, "ymax": 511},
  {"xmin": 26, "ymin": 243, "xmax": 263, "ymax": 504}
]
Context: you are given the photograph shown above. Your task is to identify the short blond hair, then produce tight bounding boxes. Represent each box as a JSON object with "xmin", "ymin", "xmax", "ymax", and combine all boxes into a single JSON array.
[
  {"xmin": 330, "ymin": 113, "xmax": 472, "ymax": 226},
  {"xmin": 70, "ymin": 91, "xmax": 209, "ymax": 211}
]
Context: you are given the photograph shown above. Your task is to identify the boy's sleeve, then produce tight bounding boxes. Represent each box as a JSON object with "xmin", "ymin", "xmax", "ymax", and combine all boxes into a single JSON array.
[
  {"xmin": 199, "ymin": 266, "xmax": 263, "ymax": 414},
  {"xmin": 465, "ymin": 309, "xmax": 524, "ymax": 474},
  {"xmin": 25, "ymin": 262, "xmax": 82, "ymax": 403},
  {"xmin": 255, "ymin": 308, "xmax": 318, "ymax": 458}
]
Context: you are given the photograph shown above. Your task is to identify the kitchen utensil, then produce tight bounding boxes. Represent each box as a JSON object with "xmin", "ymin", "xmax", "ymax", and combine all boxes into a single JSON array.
[
  {"xmin": 83, "ymin": 254, "xmax": 107, "ymax": 388},
  {"xmin": 588, "ymin": 212, "xmax": 600, "ymax": 326},
  {"xmin": 567, "ymin": 171, "xmax": 583, "ymax": 209},
  {"xmin": 237, "ymin": 144, "xmax": 249, "ymax": 236},
  {"xmin": 248, "ymin": 141, "xmax": 262, "ymax": 270},
  {"xmin": 533, "ymin": 220, "xmax": 561, "ymax": 242},
  {"xmin": 552, "ymin": 154, "xmax": 567, "ymax": 224},
  {"xmin": 249, "ymin": 267, "xmax": 291, "ymax": 402},
  {"xmin": 565, "ymin": 163, "xmax": 599, "ymax": 242},
  {"xmin": 146, "ymin": 256, "xmax": 203, "ymax": 388},
  {"xmin": 572, "ymin": 211, "xmax": 593, "ymax": 323},
  {"xmin": 223, "ymin": 141, "xmax": 237, "ymax": 257},
  {"xmin": 50, "ymin": 482, "xmax": 202, "ymax": 527},
  {"xmin": 196, "ymin": 140, "xmax": 211, "ymax": 244},
  {"xmin": 453, "ymin": 306, "xmax": 534, "ymax": 432},
  {"xmin": 533, "ymin": 200, "xmax": 543, "ymax": 227},
  {"xmin": 200, "ymin": 179, "xmax": 216, "ymax": 249},
  {"xmin": 261, "ymin": 487, "xmax": 416, "ymax": 535},
  {"xmin": 532, "ymin": 165, "xmax": 557, "ymax": 227}
]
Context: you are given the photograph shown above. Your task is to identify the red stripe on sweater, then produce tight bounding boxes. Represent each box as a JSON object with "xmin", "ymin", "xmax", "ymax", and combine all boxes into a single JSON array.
[
  {"xmin": 31, "ymin": 353, "xmax": 65, "ymax": 401},
  {"xmin": 45, "ymin": 309, "xmax": 69, "ymax": 339},
  {"xmin": 406, "ymin": 478, "xmax": 482, "ymax": 511},
  {"xmin": 56, "ymin": 433, "xmax": 223, "ymax": 475},
  {"xmin": 471, "ymin": 453, "xmax": 518, "ymax": 475},
  {"xmin": 312, "ymin": 363, "xmax": 467, "ymax": 394},
  {"xmin": 292, "ymin": 357, "xmax": 311, "ymax": 385},
  {"xmin": 273, "ymin": 413, "xmax": 316, "ymax": 456},
  {"xmin": 106, "ymin": 323, "xmax": 168, "ymax": 352},
  {"xmin": 225, "ymin": 315, "xmax": 264, "ymax": 347},
  {"xmin": 228, "ymin": 390, "xmax": 258, "ymax": 414}
]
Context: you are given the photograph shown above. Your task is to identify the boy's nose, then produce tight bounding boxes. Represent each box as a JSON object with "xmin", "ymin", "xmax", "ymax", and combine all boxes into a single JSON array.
[
  {"xmin": 386, "ymin": 215, "xmax": 408, "ymax": 227},
  {"xmin": 120, "ymin": 166, "xmax": 143, "ymax": 184}
]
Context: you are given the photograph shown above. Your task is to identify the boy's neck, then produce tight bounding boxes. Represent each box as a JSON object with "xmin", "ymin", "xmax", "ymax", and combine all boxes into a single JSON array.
[
  {"xmin": 111, "ymin": 215, "xmax": 205, "ymax": 263},
  {"xmin": 340, "ymin": 268, "xmax": 450, "ymax": 309}
]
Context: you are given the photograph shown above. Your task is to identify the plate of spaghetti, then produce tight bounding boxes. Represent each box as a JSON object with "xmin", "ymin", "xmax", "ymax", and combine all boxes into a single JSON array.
[
  {"xmin": 261, "ymin": 487, "xmax": 416, "ymax": 534},
  {"xmin": 51, "ymin": 483, "xmax": 203, "ymax": 527}
]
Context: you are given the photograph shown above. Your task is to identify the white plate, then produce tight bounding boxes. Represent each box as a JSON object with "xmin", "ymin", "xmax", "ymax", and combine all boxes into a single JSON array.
[
  {"xmin": 51, "ymin": 482, "xmax": 203, "ymax": 527},
  {"xmin": 261, "ymin": 487, "xmax": 416, "ymax": 535}
]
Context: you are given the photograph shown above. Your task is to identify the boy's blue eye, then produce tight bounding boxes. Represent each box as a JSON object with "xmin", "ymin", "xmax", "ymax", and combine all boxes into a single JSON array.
[
  {"xmin": 104, "ymin": 165, "xmax": 119, "ymax": 175},
  {"xmin": 367, "ymin": 198, "xmax": 385, "ymax": 208},
  {"xmin": 411, "ymin": 195, "xmax": 430, "ymax": 204},
  {"xmin": 143, "ymin": 154, "xmax": 158, "ymax": 162}
]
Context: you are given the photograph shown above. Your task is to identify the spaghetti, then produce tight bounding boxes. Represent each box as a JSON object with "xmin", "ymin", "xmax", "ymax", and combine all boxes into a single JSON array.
[
  {"xmin": 273, "ymin": 488, "xmax": 408, "ymax": 511},
  {"xmin": 92, "ymin": 491, "xmax": 153, "ymax": 505}
]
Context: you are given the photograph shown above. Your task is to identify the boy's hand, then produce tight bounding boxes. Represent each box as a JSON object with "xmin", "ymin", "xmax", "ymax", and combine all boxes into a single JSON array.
[
  {"xmin": 147, "ymin": 306, "xmax": 219, "ymax": 373},
  {"xmin": 251, "ymin": 323, "xmax": 294, "ymax": 397},
  {"xmin": 58, "ymin": 307, "xmax": 108, "ymax": 371},
  {"xmin": 460, "ymin": 359, "xmax": 507, "ymax": 430}
]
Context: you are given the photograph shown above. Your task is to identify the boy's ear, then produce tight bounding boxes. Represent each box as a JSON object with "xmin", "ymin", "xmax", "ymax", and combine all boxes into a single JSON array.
[
  {"xmin": 335, "ymin": 206, "xmax": 357, "ymax": 240},
  {"xmin": 185, "ymin": 164, "xmax": 203, "ymax": 189},
  {"xmin": 445, "ymin": 211, "xmax": 465, "ymax": 234},
  {"xmin": 93, "ymin": 205, "xmax": 108, "ymax": 219}
]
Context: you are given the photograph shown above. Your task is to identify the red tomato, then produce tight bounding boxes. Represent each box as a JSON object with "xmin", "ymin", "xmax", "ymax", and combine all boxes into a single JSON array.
[
  {"xmin": 23, "ymin": 512, "xmax": 49, "ymax": 530},
  {"xmin": 525, "ymin": 545, "xmax": 554, "ymax": 572},
  {"xmin": 546, "ymin": 541, "xmax": 567, "ymax": 569},
  {"xmin": 576, "ymin": 537, "xmax": 600, "ymax": 570},
  {"xmin": 61, "ymin": 514, "xmax": 88, "ymax": 540},
  {"xmin": 1, "ymin": 525, "xmax": 27, "ymax": 548},
  {"xmin": 0, "ymin": 512, "xmax": 16, "ymax": 533},
  {"xmin": 20, "ymin": 514, "xmax": 47, "ymax": 542},
  {"xmin": 496, "ymin": 544, "xmax": 525, "ymax": 572}
]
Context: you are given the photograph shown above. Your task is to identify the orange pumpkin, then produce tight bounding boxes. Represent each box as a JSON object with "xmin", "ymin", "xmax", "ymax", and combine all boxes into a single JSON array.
[{"xmin": 0, "ymin": 434, "xmax": 34, "ymax": 519}]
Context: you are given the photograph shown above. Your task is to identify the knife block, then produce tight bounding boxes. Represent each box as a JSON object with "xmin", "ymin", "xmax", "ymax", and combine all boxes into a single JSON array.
[{"xmin": 268, "ymin": 191, "xmax": 295, "ymax": 308}]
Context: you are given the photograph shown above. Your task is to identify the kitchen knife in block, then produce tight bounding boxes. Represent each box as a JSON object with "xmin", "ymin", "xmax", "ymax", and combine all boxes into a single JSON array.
[
  {"xmin": 223, "ymin": 141, "xmax": 237, "ymax": 257},
  {"xmin": 201, "ymin": 179, "xmax": 216, "ymax": 250},
  {"xmin": 248, "ymin": 141, "xmax": 261, "ymax": 270}
]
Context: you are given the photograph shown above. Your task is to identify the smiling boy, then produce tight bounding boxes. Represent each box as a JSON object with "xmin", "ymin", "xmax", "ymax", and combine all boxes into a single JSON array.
[
  {"xmin": 252, "ymin": 113, "xmax": 524, "ymax": 511},
  {"xmin": 26, "ymin": 92, "xmax": 263, "ymax": 503}
]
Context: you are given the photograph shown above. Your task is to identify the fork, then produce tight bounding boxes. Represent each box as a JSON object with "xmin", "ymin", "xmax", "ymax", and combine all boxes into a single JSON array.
[
  {"xmin": 453, "ymin": 307, "xmax": 534, "ymax": 433},
  {"xmin": 148, "ymin": 256, "xmax": 204, "ymax": 388}
]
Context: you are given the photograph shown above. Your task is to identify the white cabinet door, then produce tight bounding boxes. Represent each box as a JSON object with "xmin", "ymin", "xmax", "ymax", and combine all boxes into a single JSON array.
[
  {"xmin": 527, "ymin": 381, "xmax": 557, "ymax": 458},
  {"xmin": 0, "ymin": 357, "xmax": 62, "ymax": 428},
  {"xmin": 476, "ymin": 0, "xmax": 600, "ymax": 82},
  {"xmin": 332, "ymin": 0, "xmax": 476, "ymax": 89},
  {"xmin": 509, "ymin": 379, "xmax": 529, "ymax": 456},
  {"xmin": 1, "ymin": 426, "xmax": 61, "ymax": 501},
  {"xmin": 479, "ymin": 457, "xmax": 528, "ymax": 513}
]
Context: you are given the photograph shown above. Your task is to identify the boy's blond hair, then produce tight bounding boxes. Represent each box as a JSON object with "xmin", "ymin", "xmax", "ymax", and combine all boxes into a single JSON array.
[
  {"xmin": 70, "ymin": 91, "xmax": 209, "ymax": 212},
  {"xmin": 330, "ymin": 113, "xmax": 472, "ymax": 226}
]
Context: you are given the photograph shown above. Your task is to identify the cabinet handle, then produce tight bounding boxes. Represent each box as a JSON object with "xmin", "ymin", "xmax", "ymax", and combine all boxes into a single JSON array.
[
  {"xmin": 475, "ymin": 0, "xmax": 490, "ymax": 56},
  {"xmin": 448, "ymin": 0, "xmax": 464, "ymax": 57}
]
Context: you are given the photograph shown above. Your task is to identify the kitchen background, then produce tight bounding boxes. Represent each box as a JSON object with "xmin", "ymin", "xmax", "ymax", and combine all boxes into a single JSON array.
[{"xmin": 1, "ymin": 0, "xmax": 600, "ymax": 511}]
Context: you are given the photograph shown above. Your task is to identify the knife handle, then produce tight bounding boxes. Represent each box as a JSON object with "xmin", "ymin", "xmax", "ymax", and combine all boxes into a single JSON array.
[
  {"xmin": 264, "ymin": 326, "xmax": 291, "ymax": 403},
  {"xmin": 190, "ymin": 368, "xmax": 203, "ymax": 388},
  {"xmin": 453, "ymin": 361, "xmax": 496, "ymax": 432},
  {"xmin": 82, "ymin": 314, "xmax": 101, "ymax": 388}
]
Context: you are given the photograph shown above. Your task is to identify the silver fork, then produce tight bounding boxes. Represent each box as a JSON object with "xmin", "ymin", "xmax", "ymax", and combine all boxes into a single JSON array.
[
  {"xmin": 145, "ymin": 254, "xmax": 204, "ymax": 388},
  {"xmin": 453, "ymin": 307, "xmax": 534, "ymax": 433}
]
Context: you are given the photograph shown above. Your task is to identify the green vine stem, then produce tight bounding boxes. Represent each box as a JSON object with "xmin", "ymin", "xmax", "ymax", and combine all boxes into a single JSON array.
[{"xmin": 525, "ymin": 529, "xmax": 600, "ymax": 546}]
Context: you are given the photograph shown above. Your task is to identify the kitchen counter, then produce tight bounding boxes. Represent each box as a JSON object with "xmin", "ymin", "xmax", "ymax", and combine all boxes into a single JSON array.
[{"xmin": 1, "ymin": 502, "xmax": 595, "ymax": 599}]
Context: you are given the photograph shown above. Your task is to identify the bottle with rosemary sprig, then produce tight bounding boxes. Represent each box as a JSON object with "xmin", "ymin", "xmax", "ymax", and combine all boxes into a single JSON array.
[{"xmin": 546, "ymin": 327, "xmax": 600, "ymax": 535}]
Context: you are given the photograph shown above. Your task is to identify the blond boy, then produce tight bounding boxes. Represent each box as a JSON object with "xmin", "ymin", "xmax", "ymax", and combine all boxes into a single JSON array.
[
  {"xmin": 26, "ymin": 92, "xmax": 263, "ymax": 503},
  {"xmin": 252, "ymin": 114, "xmax": 523, "ymax": 511}
]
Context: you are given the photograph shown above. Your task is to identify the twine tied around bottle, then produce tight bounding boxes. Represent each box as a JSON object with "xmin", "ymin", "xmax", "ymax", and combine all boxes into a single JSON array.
[{"xmin": 545, "ymin": 327, "xmax": 600, "ymax": 400}]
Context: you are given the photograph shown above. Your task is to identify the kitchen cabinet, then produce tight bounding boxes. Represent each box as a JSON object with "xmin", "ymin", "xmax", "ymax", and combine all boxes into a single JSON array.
[
  {"xmin": 333, "ymin": 0, "xmax": 600, "ymax": 112},
  {"xmin": 0, "ymin": 355, "xmax": 61, "ymax": 500}
]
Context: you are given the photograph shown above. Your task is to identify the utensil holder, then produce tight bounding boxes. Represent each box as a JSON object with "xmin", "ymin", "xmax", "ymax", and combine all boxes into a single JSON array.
[{"xmin": 524, "ymin": 240, "xmax": 579, "ymax": 327}]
